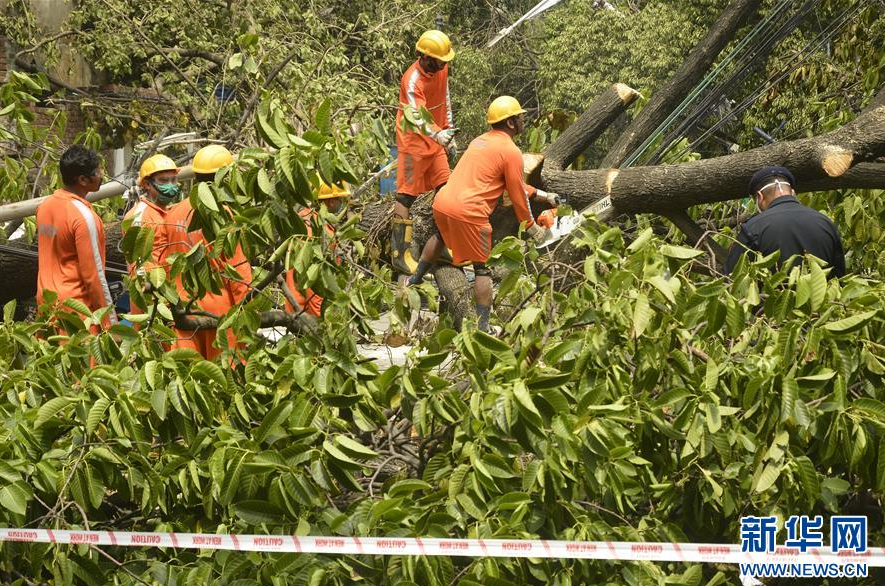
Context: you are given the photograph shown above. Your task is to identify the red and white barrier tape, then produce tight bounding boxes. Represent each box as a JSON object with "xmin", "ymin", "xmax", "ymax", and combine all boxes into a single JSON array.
[{"xmin": 0, "ymin": 529, "xmax": 882, "ymax": 565}]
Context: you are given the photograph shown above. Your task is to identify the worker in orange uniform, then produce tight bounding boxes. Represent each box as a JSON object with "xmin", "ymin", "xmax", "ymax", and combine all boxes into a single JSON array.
[
  {"xmin": 122, "ymin": 154, "xmax": 180, "ymax": 314},
  {"xmin": 392, "ymin": 29, "xmax": 457, "ymax": 276},
  {"xmin": 408, "ymin": 96, "xmax": 558, "ymax": 333},
  {"xmin": 284, "ymin": 181, "xmax": 349, "ymax": 317},
  {"xmin": 36, "ymin": 145, "xmax": 117, "ymax": 328},
  {"xmin": 163, "ymin": 145, "xmax": 252, "ymax": 360}
]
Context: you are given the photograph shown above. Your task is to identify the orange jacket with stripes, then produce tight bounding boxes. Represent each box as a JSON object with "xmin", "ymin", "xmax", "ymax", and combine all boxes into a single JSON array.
[
  {"xmin": 122, "ymin": 197, "xmax": 168, "ymax": 276},
  {"xmin": 36, "ymin": 189, "xmax": 117, "ymax": 322},
  {"xmin": 396, "ymin": 60, "xmax": 452, "ymax": 158},
  {"xmin": 432, "ymin": 130, "xmax": 537, "ymax": 227}
]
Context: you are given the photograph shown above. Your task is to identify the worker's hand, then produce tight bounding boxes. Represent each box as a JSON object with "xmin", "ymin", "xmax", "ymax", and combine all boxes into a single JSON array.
[
  {"xmin": 535, "ymin": 189, "xmax": 561, "ymax": 207},
  {"xmin": 526, "ymin": 222, "xmax": 550, "ymax": 244},
  {"xmin": 432, "ymin": 128, "xmax": 456, "ymax": 148},
  {"xmin": 446, "ymin": 138, "xmax": 458, "ymax": 165}
]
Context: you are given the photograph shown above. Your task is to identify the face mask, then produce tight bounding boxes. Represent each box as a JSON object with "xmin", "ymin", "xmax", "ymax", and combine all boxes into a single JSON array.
[{"xmin": 153, "ymin": 181, "xmax": 181, "ymax": 204}]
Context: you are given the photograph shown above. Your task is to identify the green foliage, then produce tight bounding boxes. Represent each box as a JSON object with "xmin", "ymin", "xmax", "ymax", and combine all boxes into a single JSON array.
[{"xmin": 3, "ymin": 212, "xmax": 885, "ymax": 583}]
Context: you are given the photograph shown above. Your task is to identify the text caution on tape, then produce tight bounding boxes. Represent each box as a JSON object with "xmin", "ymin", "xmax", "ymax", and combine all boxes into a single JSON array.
[{"xmin": 0, "ymin": 529, "xmax": 883, "ymax": 566}]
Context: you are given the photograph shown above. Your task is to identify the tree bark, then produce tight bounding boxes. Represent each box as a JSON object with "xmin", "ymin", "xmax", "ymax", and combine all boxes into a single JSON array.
[
  {"xmin": 599, "ymin": 0, "xmax": 763, "ymax": 168},
  {"xmin": 174, "ymin": 309, "xmax": 317, "ymax": 334}
]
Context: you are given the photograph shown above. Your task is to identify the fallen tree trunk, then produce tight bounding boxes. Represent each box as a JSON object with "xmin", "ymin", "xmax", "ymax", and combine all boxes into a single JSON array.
[{"xmin": 541, "ymin": 100, "xmax": 885, "ymax": 216}]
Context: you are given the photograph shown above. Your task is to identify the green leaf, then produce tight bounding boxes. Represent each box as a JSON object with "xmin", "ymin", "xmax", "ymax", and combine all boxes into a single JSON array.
[
  {"xmin": 512, "ymin": 382, "xmax": 542, "ymax": 420},
  {"xmin": 780, "ymin": 377, "xmax": 798, "ymax": 423},
  {"xmin": 234, "ymin": 500, "xmax": 285, "ymax": 525},
  {"xmin": 86, "ymin": 397, "xmax": 111, "ymax": 435},
  {"xmin": 35, "ymin": 397, "xmax": 75, "ymax": 428},
  {"xmin": 808, "ymin": 261, "xmax": 827, "ymax": 311},
  {"xmin": 253, "ymin": 402, "xmax": 293, "ymax": 443},
  {"xmin": 877, "ymin": 439, "xmax": 885, "ymax": 491},
  {"xmin": 151, "ymin": 387, "xmax": 167, "ymax": 420},
  {"xmin": 192, "ymin": 360, "xmax": 228, "ymax": 391},
  {"xmin": 823, "ymin": 310, "xmax": 877, "ymax": 334},
  {"xmin": 627, "ymin": 227, "xmax": 653, "ymax": 253},
  {"xmin": 220, "ymin": 454, "xmax": 245, "ymax": 506},
  {"xmin": 387, "ymin": 479, "xmax": 432, "ymax": 497},
  {"xmin": 197, "ymin": 182, "xmax": 220, "ymax": 212},
  {"xmin": 0, "ymin": 482, "xmax": 31, "ymax": 515},
  {"xmin": 314, "ymin": 99, "xmax": 331, "ymax": 133},
  {"xmin": 632, "ymin": 293, "xmax": 651, "ymax": 338},
  {"xmin": 794, "ymin": 456, "xmax": 820, "ymax": 500},
  {"xmin": 754, "ymin": 463, "xmax": 781, "ymax": 493},
  {"xmin": 333, "ymin": 435, "xmax": 379, "ymax": 459},
  {"xmin": 660, "ymin": 244, "xmax": 704, "ymax": 260},
  {"xmin": 648, "ymin": 275, "xmax": 676, "ymax": 304},
  {"xmin": 322, "ymin": 440, "xmax": 363, "ymax": 469},
  {"xmin": 853, "ymin": 398, "xmax": 885, "ymax": 420},
  {"xmin": 228, "ymin": 53, "xmax": 243, "ymax": 69}
]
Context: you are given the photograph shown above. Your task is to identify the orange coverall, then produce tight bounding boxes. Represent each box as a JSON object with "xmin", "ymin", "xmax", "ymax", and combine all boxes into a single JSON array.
[
  {"xmin": 284, "ymin": 208, "xmax": 333, "ymax": 318},
  {"xmin": 36, "ymin": 188, "xmax": 117, "ymax": 327},
  {"xmin": 162, "ymin": 199, "xmax": 252, "ymax": 360},
  {"xmin": 395, "ymin": 59, "xmax": 453, "ymax": 196},
  {"xmin": 122, "ymin": 198, "xmax": 168, "ymax": 314},
  {"xmin": 432, "ymin": 129, "xmax": 537, "ymax": 264}
]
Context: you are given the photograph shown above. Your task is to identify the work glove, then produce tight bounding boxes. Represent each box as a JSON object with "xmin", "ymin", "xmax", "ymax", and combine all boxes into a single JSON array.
[
  {"xmin": 526, "ymin": 222, "xmax": 550, "ymax": 245},
  {"xmin": 446, "ymin": 138, "xmax": 458, "ymax": 165},
  {"xmin": 535, "ymin": 189, "xmax": 561, "ymax": 207},
  {"xmin": 432, "ymin": 128, "xmax": 456, "ymax": 148}
]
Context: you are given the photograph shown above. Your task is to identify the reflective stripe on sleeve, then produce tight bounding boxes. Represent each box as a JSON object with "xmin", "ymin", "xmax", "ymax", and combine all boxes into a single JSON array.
[{"xmin": 71, "ymin": 199, "xmax": 118, "ymax": 324}]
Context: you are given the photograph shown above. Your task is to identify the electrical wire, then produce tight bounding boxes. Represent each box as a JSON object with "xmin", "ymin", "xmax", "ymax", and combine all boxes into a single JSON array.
[
  {"xmin": 643, "ymin": 0, "xmax": 821, "ymax": 165},
  {"xmin": 666, "ymin": 0, "xmax": 871, "ymax": 163},
  {"xmin": 619, "ymin": 0, "xmax": 798, "ymax": 168}
]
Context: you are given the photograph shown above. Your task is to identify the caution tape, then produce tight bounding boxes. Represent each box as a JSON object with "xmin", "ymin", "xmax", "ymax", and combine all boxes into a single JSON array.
[{"xmin": 0, "ymin": 528, "xmax": 883, "ymax": 565}]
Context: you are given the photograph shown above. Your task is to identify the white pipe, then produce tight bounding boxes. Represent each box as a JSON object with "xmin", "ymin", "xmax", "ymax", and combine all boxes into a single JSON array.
[{"xmin": 0, "ymin": 166, "xmax": 195, "ymax": 223}]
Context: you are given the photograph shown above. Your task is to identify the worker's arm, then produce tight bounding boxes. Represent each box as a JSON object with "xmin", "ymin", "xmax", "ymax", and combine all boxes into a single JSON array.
[
  {"xmin": 723, "ymin": 224, "xmax": 754, "ymax": 275},
  {"xmin": 70, "ymin": 204, "xmax": 117, "ymax": 322},
  {"xmin": 404, "ymin": 73, "xmax": 443, "ymax": 136},
  {"xmin": 503, "ymin": 149, "xmax": 535, "ymax": 227}
]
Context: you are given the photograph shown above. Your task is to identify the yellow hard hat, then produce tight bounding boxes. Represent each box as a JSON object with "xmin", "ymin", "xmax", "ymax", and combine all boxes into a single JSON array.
[
  {"xmin": 487, "ymin": 96, "xmax": 527, "ymax": 125},
  {"xmin": 416, "ymin": 30, "xmax": 455, "ymax": 62},
  {"xmin": 318, "ymin": 180, "xmax": 350, "ymax": 200},
  {"xmin": 138, "ymin": 154, "xmax": 178, "ymax": 182},
  {"xmin": 192, "ymin": 144, "xmax": 234, "ymax": 174}
]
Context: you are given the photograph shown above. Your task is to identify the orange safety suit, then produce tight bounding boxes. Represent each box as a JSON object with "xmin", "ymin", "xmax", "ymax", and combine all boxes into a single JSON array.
[
  {"xmin": 432, "ymin": 129, "xmax": 537, "ymax": 264},
  {"xmin": 122, "ymin": 197, "xmax": 168, "ymax": 314},
  {"xmin": 162, "ymin": 199, "xmax": 252, "ymax": 360},
  {"xmin": 36, "ymin": 188, "xmax": 117, "ymax": 327},
  {"xmin": 395, "ymin": 59, "xmax": 452, "ymax": 196},
  {"xmin": 284, "ymin": 209, "xmax": 334, "ymax": 318}
]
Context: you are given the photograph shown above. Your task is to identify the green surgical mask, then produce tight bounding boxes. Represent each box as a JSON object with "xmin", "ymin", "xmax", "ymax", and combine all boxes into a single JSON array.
[{"xmin": 153, "ymin": 181, "xmax": 181, "ymax": 204}]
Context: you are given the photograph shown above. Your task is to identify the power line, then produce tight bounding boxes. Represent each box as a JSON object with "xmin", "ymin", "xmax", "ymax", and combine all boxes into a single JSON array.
[
  {"xmin": 619, "ymin": 0, "xmax": 798, "ymax": 168},
  {"xmin": 643, "ymin": 0, "xmax": 821, "ymax": 165},
  {"xmin": 666, "ymin": 0, "xmax": 871, "ymax": 163}
]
